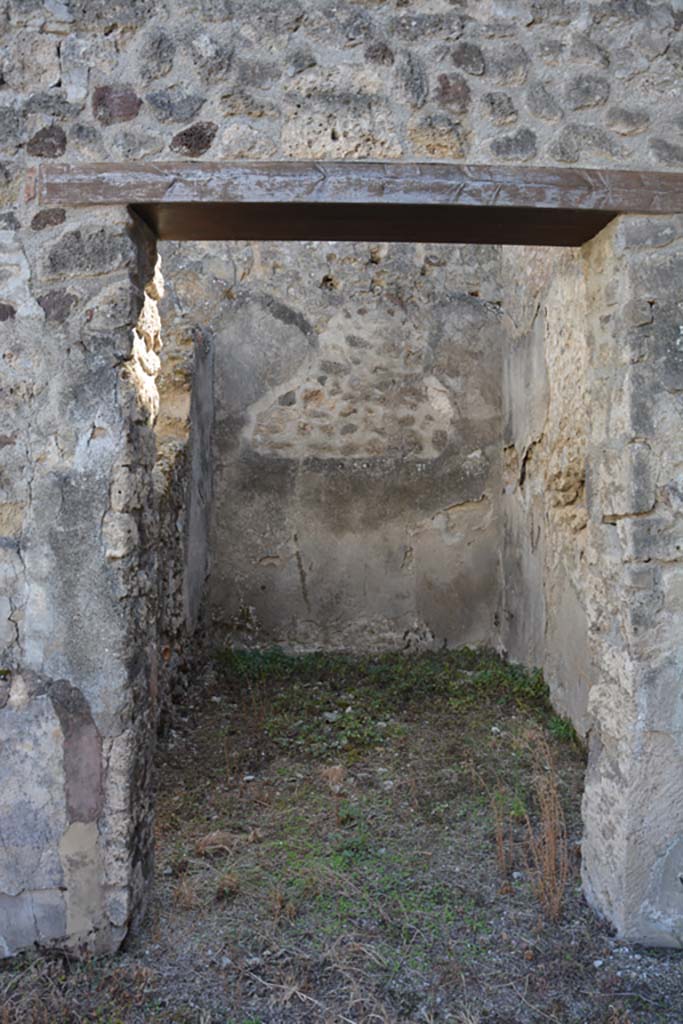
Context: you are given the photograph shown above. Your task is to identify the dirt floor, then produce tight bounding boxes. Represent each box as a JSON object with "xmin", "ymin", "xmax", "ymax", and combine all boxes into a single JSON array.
[{"xmin": 2, "ymin": 647, "xmax": 683, "ymax": 1024}]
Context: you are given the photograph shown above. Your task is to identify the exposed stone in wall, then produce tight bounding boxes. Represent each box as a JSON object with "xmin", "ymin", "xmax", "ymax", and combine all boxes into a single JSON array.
[
  {"xmin": 195, "ymin": 239, "xmax": 503, "ymax": 652},
  {"xmin": 153, "ymin": 275, "xmax": 214, "ymax": 713},
  {"xmin": 0, "ymin": 200, "xmax": 162, "ymax": 956},
  {"xmin": 3, "ymin": 1, "xmax": 683, "ymax": 167}
]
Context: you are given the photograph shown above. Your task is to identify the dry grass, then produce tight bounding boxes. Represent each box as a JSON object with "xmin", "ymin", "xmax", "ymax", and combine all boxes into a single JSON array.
[
  {"xmin": 492, "ymin": 790, "xmax": 515, "ymax": 881},
  {"xmin": 269, "ymin": 885, "xmax": 297, "ymax": 922},
  {"xmin": 606, "ymin": 1008, "xmax": 634, "ymax": 1024},
  {"xmin": 215, "ymin": 870, "xmax": 240, "ymax": 902},
  {"xmin": 524, "ymin": 736, "xmax": 569, "ymax": 921},
  {"xmin": 173, "ymin": 875, "xmax": 199, "ymax": 909},
  {"xmin": 454, "ymin": 1009, "xmax": 482, "ymax": 1024},
  {"xmin": 0, "ymin": 957, "xmax": 156, "ymax": 1024},
  {"xmin": 320, "ymin": 763, "xmax": 347, "ymax": 794},
  {"xmin": 195, "ymin": 828, "xmax": 239, "ymax": 856}
]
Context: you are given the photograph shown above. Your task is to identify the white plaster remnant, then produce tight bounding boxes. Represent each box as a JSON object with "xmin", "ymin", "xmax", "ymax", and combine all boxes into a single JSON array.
[
  {"xmin": 0, "ymin": 233, "xmax": 43, "ymax": 319},
  {"xmin": 60, "ymin": 35, "xmax": 90, "ymax": 102}
]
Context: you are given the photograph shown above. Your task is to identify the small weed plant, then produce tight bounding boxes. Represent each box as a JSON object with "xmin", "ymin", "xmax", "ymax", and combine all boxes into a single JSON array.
[{"xmin": 524, "ymin": 735, "xmax": 570, "ymax": 921}]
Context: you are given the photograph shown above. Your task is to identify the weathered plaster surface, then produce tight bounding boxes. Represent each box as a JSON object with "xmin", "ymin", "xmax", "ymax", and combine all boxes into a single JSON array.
[
  {"xmin": 0, "ymin": 202, "xmax": 161, "ymax": 955},
  {"xmin": 203, "ymin": 241, "xmax": 502, "ymax": 651},
  {"xmin": 501, "ymin": 217, "xmax": 683, "ymax": 946},
  {"xmin": 580, "ymin": 216, "xmax": 683, "ymax": 947},
  {"xmin": 502, "ymin": 245, "xmax": 592, "ymax": 733}
]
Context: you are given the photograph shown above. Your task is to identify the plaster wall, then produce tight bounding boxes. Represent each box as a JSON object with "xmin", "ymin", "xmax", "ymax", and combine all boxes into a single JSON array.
[
  {"xmin": 0, "ymin": 207, "xmax": 160, "ymax": 955},
  {"xmin": 501, "ymin": 218, "xmax": 683, "ymax": 945},
  {"xmin": 501, "ymin": 245, "xmax": 593, "ymax": 734},
  {"xmin": 580, "ymin": 215, "xmax": 683, "ymax": 946},
  {"xmin": 204, "ymin": 241, "xmax": 503, "ymax": 651}
]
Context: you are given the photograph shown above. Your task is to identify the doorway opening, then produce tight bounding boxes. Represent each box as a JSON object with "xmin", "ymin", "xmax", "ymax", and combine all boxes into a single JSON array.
[{"xmin": 120, "ymin": 232, "xmax": 647, "ymax": 1021}]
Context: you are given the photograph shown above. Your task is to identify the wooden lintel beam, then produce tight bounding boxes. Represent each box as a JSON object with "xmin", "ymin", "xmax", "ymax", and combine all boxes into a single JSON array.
[
  {"xmin": 38, "ymin": 161, "xmax": 683, "ymax": 212},
  {"xmin": 36, "ymin": 161, "xmax": 683, "ymax": 246}
]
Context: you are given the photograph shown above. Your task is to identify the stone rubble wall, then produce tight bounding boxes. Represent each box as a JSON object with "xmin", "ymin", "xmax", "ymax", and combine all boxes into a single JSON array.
[
  {"xmin": 0, "ymin": 200, "xmax": 160, "ymax": 955},
  {"xmin": 3, "ymin": 0, "xmax": 683, "ymax": 168},
  {"xmin": 152, "ymin": 283, "xmax": 211, "ymax": 713},
  {"xmin": 2, "ymin": 0, "xmax": 683, "ymax": 956}
]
